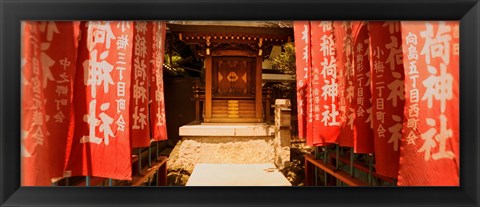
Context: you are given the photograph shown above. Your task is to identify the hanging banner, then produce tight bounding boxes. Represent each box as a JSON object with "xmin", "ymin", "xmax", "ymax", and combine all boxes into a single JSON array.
[
  {"xmin": 310, "ymin": 21, "xmax": 340, "ymax": 145},
  {"xmin": 368, "ymin": 21, "xmax": 405, "ymax": 178},
  {"xmin": 67, "ymin": 21, "xmax": 133, "ymax": 180},
  {"xmin": 397, "ymin": 21, "xmax": 459, "ymax": 186},
  {"xmin": 21, "ymin": 21, "xmax": 79, "ymax": 186},
  {"xmin": 334, "ymin": 21, "xmax": 355, "ymax": 148},
  {"xmin": 351, "ymin": 21, "xmax": 374, "ymax": 154},
  {"xmin": 130, "ymin": 21, "xmax": 152, "ymax": 148},
  {"xmin": 150, "ymin": 21, "xmax": 168, "ymax": 141},
  {"xmin": 293, "ymin": 21, "xmax": 311, "ymax": 145}
]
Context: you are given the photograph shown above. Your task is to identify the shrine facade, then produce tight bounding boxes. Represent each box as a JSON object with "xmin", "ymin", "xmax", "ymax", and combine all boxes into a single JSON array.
[{"xmin": 168, "ymin": 23, "xmax": 293, "ymax": 123}]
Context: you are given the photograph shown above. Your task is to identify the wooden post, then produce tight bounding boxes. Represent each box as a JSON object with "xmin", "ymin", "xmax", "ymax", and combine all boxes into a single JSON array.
[
  {"xmin": 265, "ymin": 88, "xmax": 271, "ymax": 123},
  {"xmin": 195, "ymin": 99, "xmax": 200, "ymax": 121},
  {"xmin": 304, "ymin": 156, "xmax": 313, "ymax": 186},
  {"xmin": 255, "ymin": 56, "xmax": 262, "ymax": 122},
  {"xmin": 205, "ymin": 55, "xmax": 212, "ymax": 122}
]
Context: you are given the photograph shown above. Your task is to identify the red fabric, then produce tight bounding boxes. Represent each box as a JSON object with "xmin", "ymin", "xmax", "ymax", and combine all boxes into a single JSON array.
[
  {"xmin": 21, "ymin": 21, "xmax": 79, "ymax": 185},
  {"xmin": 351, "ymin": 21, "xmax": 374, "ymax": 154},
  {"xmin": 150, "ymin": 22, "xmax": 168, "ymax": 141},
  {"xmin": 309, "ymin": 21, "xmax": 340, "ymax": 146},
  {"xmin": 397, "ymin": 21, "xmax": 459, "ymax": 186},
  {"xmin": 130, "ymin": 22, "xmax": 152, "ymax": 147},
  {"xmin": 334, "ymin": 22, "xmax": 355, "ymax": 148},
  {"xmin": 293, "ymin": 21, "xmax": 311, "ymax": 144},
  {"xmin": 66, "ymin": 21, "xmax": 133, "ymax": 180},
  {"xmin": 368, "ymin": 21, "xmax": 404, "ymax": 178}
]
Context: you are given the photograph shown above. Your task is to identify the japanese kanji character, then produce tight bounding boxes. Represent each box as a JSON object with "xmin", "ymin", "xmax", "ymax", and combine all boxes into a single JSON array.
[
  {"xmin": 80, "ymin": 100, "xmax": 102, "ymax": 144},
  {"xmin": 321, "ymin": 79, "xmax": 338, "ymax": 101},
  {"xmin": 420, "ymin": 21, "xmax": 452, "ymax": 64},
  {"xmin": 421, "ymin": 64, "xmax": 453, "ymax": 113},
  {"xmin": 387, "ymin": 115, "xmax": 403, "ymax": 151},
  {"xmin": 116, "ymin": 34, "xmax": 130, "ymax": 50},
  {"xmin": 387, "ymin": 72, "xmax": 405, "ymax": 107},
  {"xmin": 87, "ymin": 21, "xmax": 116, "ymax": 51},
  {"xmin": 83, "ymin": 49, "xmax": 114, "ymax": 98},
  {"xmin": 385, "ymin": 35, "xmax": 403, "ymax": 71}
]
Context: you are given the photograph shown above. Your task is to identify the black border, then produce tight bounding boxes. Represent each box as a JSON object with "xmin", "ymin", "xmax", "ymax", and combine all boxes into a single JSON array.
[{"xmin": 1, "ymin": 0, "xmax": 479, "ymax": 206}]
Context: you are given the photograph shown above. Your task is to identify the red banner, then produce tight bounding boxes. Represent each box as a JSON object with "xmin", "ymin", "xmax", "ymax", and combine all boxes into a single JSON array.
[
  {"xmin": 130, "ymin": 21, "xmax": 152, "ymax": 147},
  {"xmin": 21, "ymin": 21, "xmax": 79, "ymax": 186},
  {"xmin": 67, "ymin": 21, "xmax": 133, "ymax": 180},
  {"xmin": 368, "ymin": 21, "xmax": 405, "ymax": 178},
  {"xmin": 351, "ymin": 21, "xmax": 374, "ymax": 154},
  {"xmin": 293, "ymin": 22, "xmax": 310, "ymax": 143},
  {"xmin": 150, "ymin": 22, "xmax": 168, "ymax": 141},
  {"xmin": 397, "ymin": 21, "xmax": 459, "ymax": 186},
  {"xmin": 310, "ymin": 21, "xmax": 340, "ymax": 145},
  {"xmin": 334, "ymin": 21, "xmax": 355, "ymax": 148}
]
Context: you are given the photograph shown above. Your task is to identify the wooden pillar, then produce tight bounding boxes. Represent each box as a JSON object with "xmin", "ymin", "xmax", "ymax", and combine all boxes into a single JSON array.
[
  {"xmin": 205, "ymin": 56, "xmax": 212, "ymax": 122},
  {"xmin": 255, "ymin": 56, "xmax": 263, "ymax": 122}
]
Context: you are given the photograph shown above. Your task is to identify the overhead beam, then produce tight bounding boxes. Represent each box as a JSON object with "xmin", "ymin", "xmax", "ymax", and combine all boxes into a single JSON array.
[{"xmin": 168, "ymin": 24, "xmax": 293, "ymax": 36}]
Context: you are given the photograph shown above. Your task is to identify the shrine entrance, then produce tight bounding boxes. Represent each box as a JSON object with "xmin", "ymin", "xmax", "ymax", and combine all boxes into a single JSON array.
[{"xmin": 211, "ymin": 57, "xmax": 257, "ymax": 122}]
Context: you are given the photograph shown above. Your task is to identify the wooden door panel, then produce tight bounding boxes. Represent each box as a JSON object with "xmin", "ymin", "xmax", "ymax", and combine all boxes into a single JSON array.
[{"xmin": 213, "ymin": 57, "xmax": 254, "ymax": 98}]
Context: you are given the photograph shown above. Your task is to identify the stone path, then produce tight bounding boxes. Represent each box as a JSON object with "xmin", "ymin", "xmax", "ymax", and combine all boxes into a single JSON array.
[{"xmin": 186, "ymin": 163, "xmax": 291, "ymax": 186}]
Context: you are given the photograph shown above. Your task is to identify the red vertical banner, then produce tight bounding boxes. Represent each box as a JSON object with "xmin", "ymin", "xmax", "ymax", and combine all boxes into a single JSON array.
[
  {"xmin": 368, "ymin": 21, "xmax": 405, "ymax": 178},
  {"xmin": 352, "ymin": 21, "xmax": 374, "ymax": 154},
  {"xmin": 310, "ymin": 21, "xmax": 340, "ymax": 145},
  {"xmin": 21, "ymin": 21, "xmax": 79, "ymax": 186},
  {"xmin": 21, "ymin": 22, "xmax": 51, "ymax": 186},
  {"xmin": 67, "ymin": 21, "xmax": 133, "ymax": 180},
  {"xmin": 398, "ymin": 21, "xmax": 459, "ymax": 186},
  {"xmin": 130, "ymin": 21, "xmax": 152, "ymax": 147},
  {"xmin": 150, "ymin": 21, "xmax": 168, "ymax": 141},
  {"xmin": 334, "ymin": 21, "xmax": 355, "ymax": 148},
  {"xmin": 293, "ymin": 21, "xmax": 312, "ymax": 145}
]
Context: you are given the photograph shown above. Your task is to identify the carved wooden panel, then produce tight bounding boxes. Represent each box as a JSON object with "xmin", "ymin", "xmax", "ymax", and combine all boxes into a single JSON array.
[{"xmin": 212, "ymin": 57, "xmax": 255, "ymax": 98}]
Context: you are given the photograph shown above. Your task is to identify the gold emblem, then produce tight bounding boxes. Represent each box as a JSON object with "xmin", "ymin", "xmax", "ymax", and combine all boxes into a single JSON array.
[{"xmin": 227, "ymin": 71, "xmax": 238, "ymax": 82}]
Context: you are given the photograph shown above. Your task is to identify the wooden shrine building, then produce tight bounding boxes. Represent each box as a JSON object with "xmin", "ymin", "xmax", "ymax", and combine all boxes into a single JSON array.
[{"xmin": 168, "ymin": 23, "xmax": 293, "ymax": 123}]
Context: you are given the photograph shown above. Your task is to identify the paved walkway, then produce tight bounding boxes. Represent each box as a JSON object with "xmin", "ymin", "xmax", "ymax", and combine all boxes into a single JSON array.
[{"xmin": 186, "ymin": 163, "xmax": 291, "ymax": 186}]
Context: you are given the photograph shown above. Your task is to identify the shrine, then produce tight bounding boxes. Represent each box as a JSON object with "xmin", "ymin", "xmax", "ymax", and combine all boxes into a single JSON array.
[{"xmin": 168, "ymin": 23, "xmax": 293, "ymax": 123}]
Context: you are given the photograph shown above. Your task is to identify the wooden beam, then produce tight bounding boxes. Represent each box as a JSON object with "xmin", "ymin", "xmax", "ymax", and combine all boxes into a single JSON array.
[
  {"xmin": 178, "ymin": 38, "xmax": 287, "ymax": 46},
  {"xmin": 328, "ymin": 153, "xmax": 394, "ymax": 183},
  {"xmin": 168, "ymin": 24, "xmax": 293, "ymax": 37},
  {"xmin": 205, "ymin": 56, "xmax": 213, "ymax": 122},
  {"xmin": 304, "ymin": 154, "xmax": 368, "ymax": 186},
  {"xmin": 198, "ymin": 49, "xmax": 258, "ymax": 57},
  {"xmin": 255, "ymin": 56, "xmax": 263, "ymax": 122},
  {"xmin": 129, "ymin": 156, "xmax": 168, "ymax": 186}
]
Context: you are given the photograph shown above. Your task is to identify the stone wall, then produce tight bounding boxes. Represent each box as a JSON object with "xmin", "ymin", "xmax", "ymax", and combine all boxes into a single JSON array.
[{"xmin": 168, "ymin": 136, "xmax": 275, "ymax": 174}]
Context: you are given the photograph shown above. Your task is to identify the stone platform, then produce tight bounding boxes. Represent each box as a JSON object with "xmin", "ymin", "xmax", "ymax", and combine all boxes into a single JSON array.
[
  {"xmin": 179, "ymin": 121, "xmax": 275, "ymax": 137},
  {"xmin": 186, "ymin": 163, "xmax": 291, "ymax": 186}
]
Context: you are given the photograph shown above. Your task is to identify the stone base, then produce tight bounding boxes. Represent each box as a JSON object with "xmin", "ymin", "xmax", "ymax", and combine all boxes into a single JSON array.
[{"xmin": 168, "ymin": 136, "xmax": 276, "ymax": 173}]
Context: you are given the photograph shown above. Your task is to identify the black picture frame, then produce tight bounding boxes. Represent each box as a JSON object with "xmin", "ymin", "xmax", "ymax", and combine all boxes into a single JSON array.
[{"xmin": 1, "ymin": 0, "xmax": 478, "ymax": 206}]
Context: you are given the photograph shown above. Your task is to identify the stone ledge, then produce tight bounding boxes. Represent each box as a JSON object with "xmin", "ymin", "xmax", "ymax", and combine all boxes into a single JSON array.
[{"xmin": 179, "ymin": 122, "xmax": 275, "ymax": 137}]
